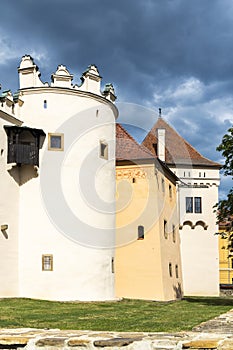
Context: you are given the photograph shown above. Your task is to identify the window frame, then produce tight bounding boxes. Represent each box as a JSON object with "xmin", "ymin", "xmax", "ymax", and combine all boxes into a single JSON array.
[
  {"xmin": 194, "ymin": 197, "xmax": 202, "ymax": 213},
  {"xmin": 186, "ymin": 197, "xmax": 193, "ymax": 213},
  {"xmin": 48, "ymin": 133, "xmax": 64, "ymax": 151},
  {"xmin": 138, "ymin": 225, "xmax": 144, "ymax": 240},
  {"xmin": 100, "ymin": 141, "xmax": 108, "ymax": 160},
  {"xmin": 42, "ymin": 254, "xmax": 53, "ymax": 271}
]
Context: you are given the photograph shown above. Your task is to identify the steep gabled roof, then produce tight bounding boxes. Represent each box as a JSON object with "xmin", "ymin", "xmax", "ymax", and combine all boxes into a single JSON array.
[
  {"xmin": 116, "ymin": 123, "xmax": 156, "ymax": 161},
  {"xmin": 142, "ymin": 117, "xmax": 221, "ymax": 167}
]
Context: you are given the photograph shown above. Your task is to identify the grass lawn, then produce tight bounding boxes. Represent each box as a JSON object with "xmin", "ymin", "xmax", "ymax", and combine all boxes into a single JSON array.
[{"xmin": 0, "ymin": 297, "xmax": 232, "ymax": 332}]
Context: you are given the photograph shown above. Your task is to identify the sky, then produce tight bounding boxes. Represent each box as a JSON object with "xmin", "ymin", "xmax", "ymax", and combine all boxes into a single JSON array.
[{"xmin": 0, "ymin": 0, "xmax": 232, "ymax": 198}]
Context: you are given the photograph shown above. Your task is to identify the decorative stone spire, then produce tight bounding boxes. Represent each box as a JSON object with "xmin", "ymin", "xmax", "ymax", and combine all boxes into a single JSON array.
[
  {"xmin": 80, "ymin": 65, "xmax": 102, "ymax": 94},
  {"xmin": 51, "ymin": 65, "xmax": 73, "ymax": 88},
  {"xmin": 18, "ymin": 55, "xmax": 43, "ymax": 89},
  {"xmin": 103, "ymin": 83, "xmax": 116, "ymax": 102}
]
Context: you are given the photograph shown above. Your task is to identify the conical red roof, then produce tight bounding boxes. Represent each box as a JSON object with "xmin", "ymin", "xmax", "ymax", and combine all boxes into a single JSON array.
[{"xmin": 142, "ymin": 117, "xmax": 221, "ymax": 167}]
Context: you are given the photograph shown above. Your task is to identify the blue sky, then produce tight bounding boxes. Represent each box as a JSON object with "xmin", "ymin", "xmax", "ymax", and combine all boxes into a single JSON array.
[{"xmin": 0, "ymin": 0, "xmax": 232, "ymax": 198}]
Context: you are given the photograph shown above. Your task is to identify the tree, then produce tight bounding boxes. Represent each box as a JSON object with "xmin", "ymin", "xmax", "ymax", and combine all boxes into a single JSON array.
[{"xmin": 215, "ymin": 127, "xmax": 233, "ymax": 243}]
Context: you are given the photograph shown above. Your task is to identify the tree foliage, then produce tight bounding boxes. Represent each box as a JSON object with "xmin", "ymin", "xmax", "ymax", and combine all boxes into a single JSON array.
[
  {"xmin": 215, "ymin": 127, "xmax": 233, "ymax": 238},
  {"xmin": 216, "ymin": 127, "xmax": 233, "ymax": 177}
]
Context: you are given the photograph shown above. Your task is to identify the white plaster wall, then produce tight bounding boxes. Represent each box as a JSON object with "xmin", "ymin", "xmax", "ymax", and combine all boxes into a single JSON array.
[
  {"xmin": 17, "ymin": 88, "xmax": 117, "ymax": 300},
  {"xmin": 0, "ymin": 120, "xmax": 19, "ymax": 296},
  {"xmin": 179, "ymin": 183, "xmax": 219, "ymax": 296}
]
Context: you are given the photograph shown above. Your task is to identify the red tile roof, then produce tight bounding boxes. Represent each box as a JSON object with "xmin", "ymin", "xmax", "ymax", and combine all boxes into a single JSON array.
[
  {"xmin": 116, "ymin": 123, "xmax": 155, "ymax": 161},
  {"xmin": 142, "ymin": 117, "xmax": 221, "ymax": 167}
]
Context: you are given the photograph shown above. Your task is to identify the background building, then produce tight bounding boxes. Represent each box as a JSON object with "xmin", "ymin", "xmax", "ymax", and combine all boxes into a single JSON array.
[{"xmin": 143, "ymin": 116, "xmax": 221, "ymax": 296}]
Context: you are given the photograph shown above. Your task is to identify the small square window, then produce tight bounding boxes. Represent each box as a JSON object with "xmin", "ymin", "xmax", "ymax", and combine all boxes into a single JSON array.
[
  {"xmin": 100, "ymin": 141, "xmax": 108, "ymax": 160},
  {"xmin": 48, "ymin": 133, "xmax": 64, "ymax": 151},
  {"xmin": 42, "ymin": 254, "xmax": 53, "ymax": 271}
]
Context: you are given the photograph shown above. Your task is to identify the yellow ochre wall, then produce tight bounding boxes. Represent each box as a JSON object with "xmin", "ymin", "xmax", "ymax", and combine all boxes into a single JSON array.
[
  {"xmin": 115, "ymin": 163, "xmax": 183, "ymax": 301},
  {"xmin": 219, "ymin": 229, "xmax": 233, "ymax": 285}
]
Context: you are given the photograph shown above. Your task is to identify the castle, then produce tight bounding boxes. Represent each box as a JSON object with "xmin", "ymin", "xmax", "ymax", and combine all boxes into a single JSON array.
[{"xmin": 0, "ymin": 56, "xmax": 220, "ymax": 301}]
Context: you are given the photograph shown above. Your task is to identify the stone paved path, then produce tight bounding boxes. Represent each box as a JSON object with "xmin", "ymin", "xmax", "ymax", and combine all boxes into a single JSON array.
[{"xmin": 193, "ymin": 308, "xmax": 233, "ymax": 334}]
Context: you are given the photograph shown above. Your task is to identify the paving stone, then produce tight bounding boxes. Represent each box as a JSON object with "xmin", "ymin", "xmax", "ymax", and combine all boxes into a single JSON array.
[
  {"xmin": 218, "ymin": 339, "xmax": 233, "ymax": 350},
  {"xmin": 35, "ymin": 337, "xmax": 66, "ymax": 347},
  {"xmin": 66, "ymin": 337, "xmax": 91, "ymax": 347},
  {"xmin": 93, "ymin": 337, "xmax": 139, "ymax": 347},
  {"xmin": 182, "ymin": 339, "xmax": 220, "ymax": 348}
]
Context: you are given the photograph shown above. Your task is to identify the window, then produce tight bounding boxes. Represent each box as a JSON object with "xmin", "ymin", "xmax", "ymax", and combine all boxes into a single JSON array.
[
  {"xmin": 175, "ymin": 264, "xmax": 179, "ymax": 278},
  {"xmin": 111, "ymin": 258, "xmax": 114, "ymax": 273},
  {"xmin": 100, "ymin": 141, "xmax": 108, "ymax": 159},
  {"xmin": 161, "ymin": 178, "xmax": 165, "ymax": 192},
  {"xmin": 194, "ymin": 197, "xmax": 202, "ymax": 213},
  {"xmin": 172, "ymin": 224, "xmax": 176, "ymax": 243},
  {"xmin": 169, "ymin": 184, "xmax": 172, "ymax": 198},
  {"xmin": 132, "ymin": 178, "xmax": 136, "ymax": 183},
  {"xmin": 186, "ymin": 197, "xmax": 193, "ymax": 213},
  {"xmin": 44, "ymin": 100, "xmax": 47, "ymax": 109},
  {"xmin": 164, "ymin": 220, "xmax": 168, "ymax": 239},
  {"xmin": 48, "ymin": 133, "xmax": 64, "ymax": 151},
  {"xmin": 231, "ymin": 259, "xmax": 233, "ymax": 269},
  {"xmin": 42, "ymin": 254, "xmax": 53, "ymax": 271},
  {"xmin": 183, "ymin": 171, "xmax": 186, "ymax": 177},
  {"xmin": 138, "ymin": 225, "xmax": 144, "ymax": 240},
  {"xmin": 169, "ymin": 263, "xmax": 172, "ymax": 277},
  {"xmin": 186, "ymin": 197, "xmax": 202, "ymax": 213}
]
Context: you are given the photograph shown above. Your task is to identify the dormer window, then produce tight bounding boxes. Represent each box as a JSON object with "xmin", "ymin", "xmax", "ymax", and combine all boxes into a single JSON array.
[{"xmin": 4, "ymin": 126, "xmax": 45, "ymax": 166}]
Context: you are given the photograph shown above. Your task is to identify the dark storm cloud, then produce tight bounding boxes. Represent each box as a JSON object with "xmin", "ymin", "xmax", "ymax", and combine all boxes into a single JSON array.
[
  {"xmin": 2, "ymin": 0, "xmax": 233, "ymax": 99},
  {"xmin": 0, "ymin": 0, "xmax": 232, "ymax": 197}
]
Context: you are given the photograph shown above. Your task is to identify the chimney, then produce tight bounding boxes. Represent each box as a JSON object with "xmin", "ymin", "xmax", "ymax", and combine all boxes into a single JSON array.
[{"xmin": 157, "ymin": 128, "xmax": 165, "ymax": 161}]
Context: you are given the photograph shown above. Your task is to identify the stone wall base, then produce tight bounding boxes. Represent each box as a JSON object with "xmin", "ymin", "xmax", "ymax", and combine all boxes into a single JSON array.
[{"xmin": 0, "ymin": 328, "xmax": 233, "ymax": 350}]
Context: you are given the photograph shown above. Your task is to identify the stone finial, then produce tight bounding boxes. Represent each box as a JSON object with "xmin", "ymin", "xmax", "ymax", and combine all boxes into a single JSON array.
[
  {"xmin": 80, "ymin": 64, "xmax": 102, "ymax": 94},
  {"xmin": 103, "ymin": 83, "xmax": 117, "ymax": 102},
  {"xmin": 18, "ymin": 55, "xmax": 43, "ymax": 89},
  {"xmin": 51, "ymin": 65, "xmax": 73, "ymax": 88}
]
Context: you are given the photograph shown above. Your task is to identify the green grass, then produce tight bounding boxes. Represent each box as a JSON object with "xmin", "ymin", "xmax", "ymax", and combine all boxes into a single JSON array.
[{"xmin": 0, "ymin": 297, "xmax": 232, "ymax": 332}]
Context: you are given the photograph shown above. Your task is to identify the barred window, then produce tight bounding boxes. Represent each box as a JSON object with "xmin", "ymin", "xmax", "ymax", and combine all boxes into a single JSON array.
[{"xmin": 42, "ymin": 254, "xmax": 53, "ymax": 271}]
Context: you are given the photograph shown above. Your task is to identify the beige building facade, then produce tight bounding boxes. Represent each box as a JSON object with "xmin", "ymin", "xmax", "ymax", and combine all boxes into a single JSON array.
[{"xmin": 115, "ymin": 124, "xmax": 183, "ymax": 301}]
